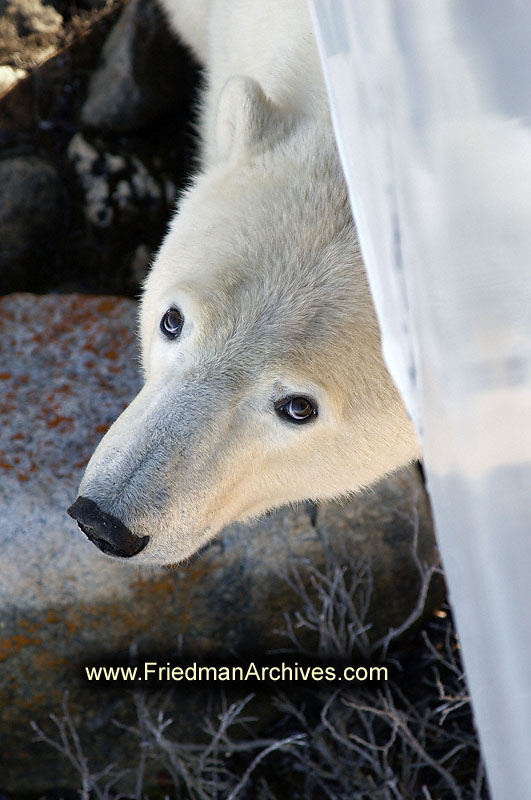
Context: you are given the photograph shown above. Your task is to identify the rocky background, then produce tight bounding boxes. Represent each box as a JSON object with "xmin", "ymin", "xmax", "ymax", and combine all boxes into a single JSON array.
[
  {"xmin": 0, "ymin": 0, "xmax": 199, "ymax": 297},
  {"xmin": 0, "ymin": 2, "xmax": 484, "ymax": 798}
]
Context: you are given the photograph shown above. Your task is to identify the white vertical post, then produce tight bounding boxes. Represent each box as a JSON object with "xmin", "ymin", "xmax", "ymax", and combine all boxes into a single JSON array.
[{"xmin": 308, "ymin": 2, "xmax": 531, "ymax": 797}]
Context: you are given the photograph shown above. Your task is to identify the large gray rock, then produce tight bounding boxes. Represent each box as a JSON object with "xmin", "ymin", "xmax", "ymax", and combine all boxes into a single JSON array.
[
  {"xmin": 81, "ymin": 0, "xmax": 198, "ymax": 132},
  {"xmin": 67, "ymin": 132, "xmax": 163, "ymax": 229},
  {"xmin": 0, "ymin": 293, "xmax": 443, "ymax": 792},
  {"xmin": 0, "ymin": 156, "xmax": 64, "ymax": 290}
]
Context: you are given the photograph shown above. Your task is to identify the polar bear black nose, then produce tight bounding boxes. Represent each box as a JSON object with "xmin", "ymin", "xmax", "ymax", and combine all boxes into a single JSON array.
[{"xmin": 67, "ymin": 496, "xmax": 149, "ymax": 558}]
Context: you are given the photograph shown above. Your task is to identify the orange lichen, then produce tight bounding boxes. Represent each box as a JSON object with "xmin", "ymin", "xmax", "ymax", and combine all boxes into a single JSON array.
[
  {"xmin": 82, "ymin": 342, "xmax": 98, "ymax": 354},
  {"xmin": 132, "ymin": 572, "xmax": 184, "ymax": 596},
  {"xmin": 65, "ymin": 619, "xmax": 78, "ymax": 634},
  {"xmin": 34, "ymin": 652, "xmax": 68, "ymax": 669},
  {"xmin": 97, "ymin": 298, "xmax": 119, "ymax": 314},
  {"xmin": 45, "ymin": 415, "xmax": 74, "ymax": 429},
  {"xmin": 18, "ymin": 620, "xmax": 41, "ymax": 632},
  {"xmin": 0, "ymin": 634, "xmax": 42, "ymax": 662}
]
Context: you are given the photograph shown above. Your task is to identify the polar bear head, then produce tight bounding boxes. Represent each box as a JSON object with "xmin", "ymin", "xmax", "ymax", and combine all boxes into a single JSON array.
[{"xmin": 69, "ymin": 77, "xmax": 418, "ymax": 563}]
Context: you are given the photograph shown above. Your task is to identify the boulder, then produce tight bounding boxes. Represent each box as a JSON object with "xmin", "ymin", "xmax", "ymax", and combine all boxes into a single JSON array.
[
  {"xmin": 81, "ymin": 0, "xmax": 199, "ymax": 132},
  {"xmin": 67, "ymin": 132, "xmax": 163, "ymax": 229},
  {"xmin": 0, "ymin": 0, "xmax": 63, "ymax": 71},
  {"xmin": 0, "ymin": 292, "xmax": 443, "ymax": 792},
  {"xmin": 0, "ymin": 64, "xmax": 25, "ymax": 95},
  {"xmin": 0, "ymin": 156, "xmax": 64, "ymax": 292}
]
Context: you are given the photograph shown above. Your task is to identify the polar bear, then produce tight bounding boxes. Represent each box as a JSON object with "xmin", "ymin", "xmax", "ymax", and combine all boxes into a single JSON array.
[{"xmin": 68, "ymin": 0, "xmax": 419, "ymax": 563}]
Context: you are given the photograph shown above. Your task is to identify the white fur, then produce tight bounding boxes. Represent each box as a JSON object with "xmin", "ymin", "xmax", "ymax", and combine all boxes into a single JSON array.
[{"xmin": 77, "ymin": 0, "xmax": 419, "ymax": 564}]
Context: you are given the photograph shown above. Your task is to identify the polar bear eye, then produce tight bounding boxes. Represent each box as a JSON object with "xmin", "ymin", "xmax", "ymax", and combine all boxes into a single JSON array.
[
  {"xmin": 160, "ymin": 307, "xmax": 184, "ymax": 338},
  {"xmin": 275, "ymin": 396, "xmax": 317, "ymax": 424}
]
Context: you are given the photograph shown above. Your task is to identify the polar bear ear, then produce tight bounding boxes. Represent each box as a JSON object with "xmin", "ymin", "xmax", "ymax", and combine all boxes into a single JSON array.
[{"xmin": 215, "ymin": 75, "xmax": 292, "ymax": 162}]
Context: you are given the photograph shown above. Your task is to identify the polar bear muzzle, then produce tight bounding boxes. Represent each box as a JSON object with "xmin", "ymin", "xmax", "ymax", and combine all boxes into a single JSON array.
[{"xmin": 68, "ymin": 496, "xmax": 150, "ymax": 558}]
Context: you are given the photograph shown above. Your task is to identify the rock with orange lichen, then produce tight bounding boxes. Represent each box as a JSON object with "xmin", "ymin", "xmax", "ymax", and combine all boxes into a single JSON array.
[
  {"xmin": 0, "ymin": 292, "xmax": 443, "ymax": 792},
  {"xmin": 0, "ymin": 292, "xmax": 142, "ymax": 611}
]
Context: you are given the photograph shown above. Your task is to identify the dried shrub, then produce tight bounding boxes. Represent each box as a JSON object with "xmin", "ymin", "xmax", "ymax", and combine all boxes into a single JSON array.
[{"xmin": 32, "ymin": 503, "xmax": 487, "ymax": 799}]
